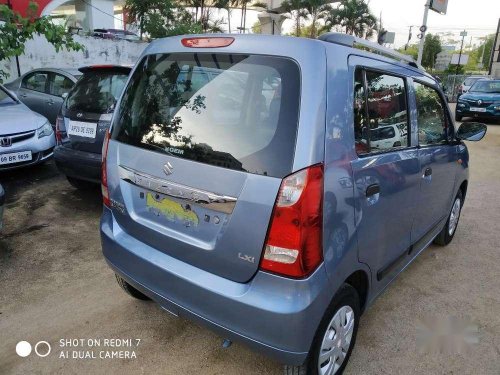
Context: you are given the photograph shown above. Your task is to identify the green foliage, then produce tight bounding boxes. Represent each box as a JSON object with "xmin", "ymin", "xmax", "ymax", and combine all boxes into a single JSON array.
[
  {"xmin": 281, "ymin": 0, "xmax": 309, "ymax": 37},
  {"xmin": 397, "ymin": 44, "xmax": 419, "ymax": 60},
  {"xmin": 421, "ymin": 33, "xmax": 442, "ymax": 70},
  {"xmin": 0, "ymin": 2, "xmax": 83, "ymax": 82},
  {"xmin": 125, "ymin": 0, "xmax": 202, "ymax": 39},
  {"xmin": 325, "ymin": 0, "xmax": 377, "ymax": 39}
]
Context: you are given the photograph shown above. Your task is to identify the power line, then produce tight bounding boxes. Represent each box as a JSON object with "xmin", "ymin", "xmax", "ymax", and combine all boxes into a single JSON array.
[{"xmin": 80, "ymin": 0, "xmax": 125, "ymax": 23}]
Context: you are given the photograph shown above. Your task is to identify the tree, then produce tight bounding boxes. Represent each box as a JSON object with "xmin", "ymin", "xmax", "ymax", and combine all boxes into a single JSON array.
[
  {"xmin": 478, "ymin": 34, "xmax": 495, "ymax": 71},
  {"xmin": 421, "ymin": 33, "xmax": 442, "ymax": 70},
  {"xmin": 325, "ymin": 0, "xmax": 377, "ymax": 39},
  {"xmin": 281, "ymin": 0, "xmax": 308, "ymax": 37},
  {"xmin": 125, "ymin": 0, "xmax": 202, "ymax": 39},
  {"xmin": 0, "ymin": 2, "xmax": 82, "ymax": 82},
  {"xmin": 303, "ymin": 0, "xmax": 330, "ymax": 38},
  {"xmin": 398, "ymin": 43, "xmax": 419, "ymax": 60}
]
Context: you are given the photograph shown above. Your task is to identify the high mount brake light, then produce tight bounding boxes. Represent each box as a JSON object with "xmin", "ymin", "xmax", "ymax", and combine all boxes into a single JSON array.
[
  {"xmin": 101, "ymin": 130, "xmax": 111, "ymax": 207},
  {"xmin": 260, "ymin": 164, "xmax": 324, "ymax": 278},
  {"xmin": 181, "ymin": 37, "xmax": 234, "ymax": 48}
]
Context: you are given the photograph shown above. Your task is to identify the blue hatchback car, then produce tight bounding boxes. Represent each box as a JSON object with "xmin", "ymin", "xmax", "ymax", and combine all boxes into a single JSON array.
[
  {"xmin": 456, "ymin": 78, "xmax": 500, "ymax": 122},
  {"xmin": 100, "ymin": 34, "xmax": 487, "ymax": 375}
]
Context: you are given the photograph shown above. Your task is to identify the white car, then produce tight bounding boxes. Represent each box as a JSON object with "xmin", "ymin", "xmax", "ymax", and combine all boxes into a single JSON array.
[
  {"xmin": 370, "ymin": 123, "xmax": 408, "ymax": 150},
  {"xmin": 0, "ymin": 84, "xmax": 55, "ymax": 170}
]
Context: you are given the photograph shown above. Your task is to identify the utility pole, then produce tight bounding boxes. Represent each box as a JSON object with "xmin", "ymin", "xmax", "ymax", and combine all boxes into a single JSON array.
[
  {"xmin": 417, "ymin": 0, "xmax": 431, "ymax": 65},
  {"xmin": 405, "ymin": 26, "xmax": 413, "ymax": 50},
  {"xmin": 456, "ymin": 30, "xmax": 467, "ymax": 76}
]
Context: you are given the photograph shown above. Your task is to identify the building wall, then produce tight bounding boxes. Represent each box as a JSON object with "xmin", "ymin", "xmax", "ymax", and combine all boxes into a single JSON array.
[{"xmin": 1, "ymin": 35, "xmax": 147, "ymax": 83}]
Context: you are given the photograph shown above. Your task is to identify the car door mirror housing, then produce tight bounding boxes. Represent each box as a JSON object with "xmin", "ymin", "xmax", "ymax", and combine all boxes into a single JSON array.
[{"xmin": 456, "ymin": 122, "xmax": 487, "ymax": 142}]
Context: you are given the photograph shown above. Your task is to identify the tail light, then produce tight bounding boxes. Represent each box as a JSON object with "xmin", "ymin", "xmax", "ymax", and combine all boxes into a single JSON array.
[
  {"xmin": 101, "ymin": 130, "xmax": 111, "ymax": 207},
  {"xmin": 260, "ymin": 164, "xmax": 324, "ymax": 278},
  {"xmin": 55, "ymin": 116, "xmax": 64, "ymax": 144},
  {"xmin": 181, "ymin": 37, "xmax": 234, "ymax": 48}
]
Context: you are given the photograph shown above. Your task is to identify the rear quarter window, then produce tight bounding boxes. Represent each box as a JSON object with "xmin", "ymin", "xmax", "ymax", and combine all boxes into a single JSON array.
[{"xmin": 112, "ymin": 53, "xmax": 301, "ymax": 178}]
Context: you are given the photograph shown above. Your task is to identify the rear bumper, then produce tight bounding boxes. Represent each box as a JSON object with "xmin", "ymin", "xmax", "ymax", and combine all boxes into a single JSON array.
[
  {"xmin": 54, "ymin": 145, "xmax": 101, "ymax": 183},
  {"xmin": 100, "ymin": 207, "xmax": 332, "ymax": 365}
]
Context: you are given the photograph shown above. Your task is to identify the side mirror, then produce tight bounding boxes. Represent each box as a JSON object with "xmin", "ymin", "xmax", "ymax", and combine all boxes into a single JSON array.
[
  {"xmin": 61, "ymin": 92, "xmax": 69, "ymax": 99},
  {"xmin": 456, "ymin": 122, "xmax": 487, "ymax": 142}
]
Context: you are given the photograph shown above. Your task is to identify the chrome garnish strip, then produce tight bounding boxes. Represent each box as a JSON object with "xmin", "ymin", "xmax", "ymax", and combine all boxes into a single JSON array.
[{"xmin": 118, "ymin": 165, "xmax": 237, "ymax": 214}]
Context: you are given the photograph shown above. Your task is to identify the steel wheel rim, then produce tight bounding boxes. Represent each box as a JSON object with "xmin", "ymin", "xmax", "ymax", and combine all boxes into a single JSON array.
[
  {"xmin": 318, "ymin": 305, "xmax": 355, "ymax": 375},
  {"xmin": 448, "ymin": 198, "xmax": 461, "ymax": 236}
]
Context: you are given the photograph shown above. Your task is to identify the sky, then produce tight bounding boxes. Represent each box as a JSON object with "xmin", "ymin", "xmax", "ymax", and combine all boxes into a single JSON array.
[{"xmin": 240, "ymin": 0, "xmax": 500, "ymax": 49}]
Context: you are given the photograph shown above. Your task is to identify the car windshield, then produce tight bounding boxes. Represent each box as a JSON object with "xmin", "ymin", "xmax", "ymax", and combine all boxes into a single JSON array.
[
  {"xmin": 469, "ymin": 80, "xmax": 500, "ymax": 93},
  {"xmin": 0, "ymin": 87, "xmax": 17, "ymax": 106},
  {"xmin": 112, "ymin": 53, "xmax": 301, "ymax": 178},
  {"xmin": 463, "ymin": 78, "xmax": 480, "ymax": 86},
  {"xmin": 65, "ymin": 70, "xmax": 129, "ymax": 113}
]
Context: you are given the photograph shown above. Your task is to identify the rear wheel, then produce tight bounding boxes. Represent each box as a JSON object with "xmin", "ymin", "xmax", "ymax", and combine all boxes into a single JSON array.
[
  {"xmin": 66, "ymin": 176, "xmax": 96, "ymax": 190},
  {"xmin": 115, "ymin": 274, "xmax": 151, "ymax": 300},
  {"xmin": 284, "ymin": 284, "xmax": 360, "ymax": 375},
  {"xmin": 434, "ymin": 190, "xmax": 463, "ymax": 246}
]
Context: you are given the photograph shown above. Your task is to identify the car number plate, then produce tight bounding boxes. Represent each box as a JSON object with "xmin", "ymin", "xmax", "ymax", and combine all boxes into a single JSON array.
[
  {"xmin": 470, "ymin": 107, "xmax": 486, "ymax": 113},
  {"xmin": 67, "ymin": 121, "xmax": 98, "ymax": 138},
  {"xmin": 0, "ymin": 150, "xmax": 32, "ymax": 165}
]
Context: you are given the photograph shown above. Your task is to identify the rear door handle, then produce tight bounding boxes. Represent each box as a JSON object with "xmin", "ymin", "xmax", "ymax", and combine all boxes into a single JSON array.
[
  {"xmin": 366, "ymin": 183, "xmax": 380, "ymax": 197},
  {"xmin": 46, "ymin": 99, "xmax": 54, "ymax": 105},
  {"xmin": 424, "ymin": 167, "xmax": 432, "ymax": 177}
]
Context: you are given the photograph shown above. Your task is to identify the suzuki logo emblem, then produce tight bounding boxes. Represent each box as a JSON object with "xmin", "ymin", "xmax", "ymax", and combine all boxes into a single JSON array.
[
  {"xmin": 76, "ymin": 112, "xmax": 83, "ymax": 118},
  {"xmin": 0, "ymin": 137, "xmax": 12, "ymax": 147},
  {"xmin": 163, "ymin": 162, "xmax": 174, "ymax": 176}
]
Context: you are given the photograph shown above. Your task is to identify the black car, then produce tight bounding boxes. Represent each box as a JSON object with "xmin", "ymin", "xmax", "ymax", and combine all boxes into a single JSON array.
[{"xmin": 54, "ymin": 65, "xmax": 131, "ymax": 189}]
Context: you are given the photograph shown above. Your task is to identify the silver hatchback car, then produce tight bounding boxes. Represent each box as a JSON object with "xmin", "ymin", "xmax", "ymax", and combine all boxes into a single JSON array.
[
  {"xmin": 101, "ymin": 34, "xmax": 486, "ymax": 374},
  {"xmin": 0, "ymin": 85, "xmax": 55, "ymax": 171}
]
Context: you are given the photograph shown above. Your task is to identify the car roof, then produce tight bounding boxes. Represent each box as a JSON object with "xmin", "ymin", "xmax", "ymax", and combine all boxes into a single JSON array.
[{"xmin": 21, "ymin": 67, "xmax": 81, "ymax": 78}]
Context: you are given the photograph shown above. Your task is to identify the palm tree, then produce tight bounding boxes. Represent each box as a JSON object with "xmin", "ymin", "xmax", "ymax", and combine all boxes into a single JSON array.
[
  {"xmin": 281, "ymin": 0, "xmax": 309, "ymax": 37},
  {"xmin": 325, "ymin": 0, "xmax": 377, "ymax": 39},
  {"xmin": 303, "ymin": 0, "xmax": 330, "ymax": 38}
]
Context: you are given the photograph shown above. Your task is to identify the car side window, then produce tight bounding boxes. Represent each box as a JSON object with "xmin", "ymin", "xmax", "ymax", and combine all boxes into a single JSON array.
[
  {"xmin": 50, "ymin": 74, "xmax": 74, "ymax": 97},
  {"xmin": 353, "ymin": 68, "xmax": 409, "ymax": 155},
  {"xmin": 22, "ymin": 72, "xmax": 49, "ymax": 93},
  {"xmin": 414, "ymin": 82, "xmax": 447, "ymax": 146}
]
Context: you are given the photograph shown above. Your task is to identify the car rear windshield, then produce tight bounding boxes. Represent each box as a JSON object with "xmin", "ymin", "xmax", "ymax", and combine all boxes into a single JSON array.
[
  {"xmin": 112, "ymin": 53, "xmax": 301, "ymax": 178},
  {"xmin": 65, "ymin": 70, "xmax": 129, "ymax": 113}
]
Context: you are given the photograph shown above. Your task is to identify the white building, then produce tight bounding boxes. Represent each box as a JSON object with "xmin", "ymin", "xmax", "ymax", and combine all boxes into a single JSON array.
[{"xmin": 434, "ymin": 46, "xmax": 455, "ymax": 71}]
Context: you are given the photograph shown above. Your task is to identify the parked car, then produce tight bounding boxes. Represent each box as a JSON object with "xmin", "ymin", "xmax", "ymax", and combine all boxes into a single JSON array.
[
  {"xmin": 457, "ymin": 75, "xmax": 489, "ymax": 97},
  {"xmin": 4, "ymin": 68, "xmax": 81, "ymax": 125},
  {"xmin": 456, "ymin": 79, "xmax": 500, "ymax": 122},
  {"xmin": 0, "ymin": 184, "xmax": 4, "ymax": 231},
  {"xmin": 100, "ymin": 34, "xmax": 486, "ymax": 375},
  {"xmin": 92, "ymin": 29, "xmax": 141, "ymax": 41},
  {"xmin": 54, "ymin": 65, "xmax": 131, "ymax": 189},
  {"xmin": 0, "ymin": 84, "xmax": 55, "ymax": 171}
]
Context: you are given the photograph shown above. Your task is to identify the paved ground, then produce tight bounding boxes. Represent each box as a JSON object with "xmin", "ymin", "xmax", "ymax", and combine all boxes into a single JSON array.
[{"xmin": 1, "ymin": 114, "xmax": 500, "ymax": 374}]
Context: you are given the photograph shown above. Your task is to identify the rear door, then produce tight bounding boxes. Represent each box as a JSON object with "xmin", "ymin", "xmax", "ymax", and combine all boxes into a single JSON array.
[
  {"xmin": 18, "ymin": 71, "xmax": 53, "ymax": 120},
  {"xmin": 412, "ymin": 80, "xmax": 458, "ymax": 243},
  {"xmin": 350, "ymin": 58, "xmax": 421, "ymax": 283},
  {"xmin": 61, "ymin": 67, "xmax": 129, "ymax": 154},
  {"xmin": 107, "ymin": 52, "xmax": 302, "ymax": 283}
]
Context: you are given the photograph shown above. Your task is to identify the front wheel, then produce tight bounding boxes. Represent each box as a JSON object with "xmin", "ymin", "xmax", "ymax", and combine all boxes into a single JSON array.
[
  {"xmin": 284, "ymin": 284, "xmax": 360, "ymax": 375},
  {"xmin": 434, "ymin": 190, "xmax": 463, "ymax": 246}
]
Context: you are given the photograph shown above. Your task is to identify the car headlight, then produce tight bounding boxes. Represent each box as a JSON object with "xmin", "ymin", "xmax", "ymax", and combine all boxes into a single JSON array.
[{"xmin": 37, "ymin": 121, "xmax": 53, "ymax": 139}]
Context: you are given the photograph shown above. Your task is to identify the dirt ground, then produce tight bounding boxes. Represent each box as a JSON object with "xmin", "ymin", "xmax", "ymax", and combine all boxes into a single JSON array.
[{"xmin": 1, "ymin": 114, "xmax": 500, "ymax": 374}]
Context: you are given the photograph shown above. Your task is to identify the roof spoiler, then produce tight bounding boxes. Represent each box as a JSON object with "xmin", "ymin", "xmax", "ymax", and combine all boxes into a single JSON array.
[{"xmin": 78, "ymin": 65, "xmax": 132, "ymax": 74}]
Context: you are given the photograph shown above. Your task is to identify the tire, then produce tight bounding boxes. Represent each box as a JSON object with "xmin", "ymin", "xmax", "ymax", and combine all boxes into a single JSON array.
[
  {"xmin": 455, "ymin": 113, "xmax": 462, "ymax": 122},
  {"xmin": 67, "ymin": 176, "xmax": 96, "ymax": 190},
  {"xmin": 115, "ymin": 274, "xmax": 151, "ymax": 301},
  {"xmin": 434, "ymin": 190, "xmax": 463, "ymax": 246},
  {"xmin": 284, "ymin": 284, "xmax": 360, "ymax": 375}
]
